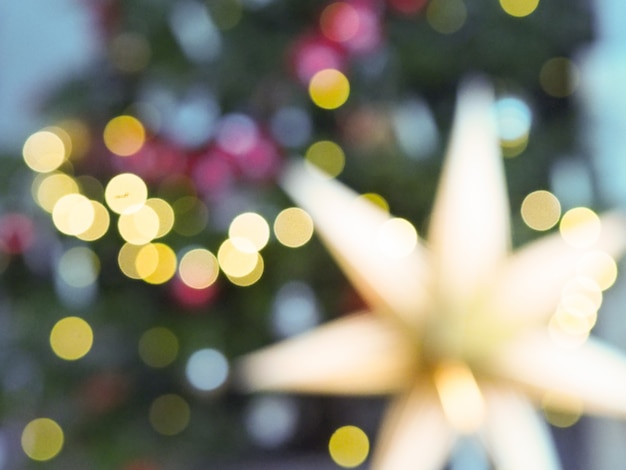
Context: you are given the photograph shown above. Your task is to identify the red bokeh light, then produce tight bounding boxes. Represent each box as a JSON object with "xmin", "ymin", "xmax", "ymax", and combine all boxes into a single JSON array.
[
  {"xmin": 170, "ymin": 274, "xmax": 219, "ymax": 310},
  {"xmin": 0, "ymin": 213, "xmax": 35, "ymax": 255}
]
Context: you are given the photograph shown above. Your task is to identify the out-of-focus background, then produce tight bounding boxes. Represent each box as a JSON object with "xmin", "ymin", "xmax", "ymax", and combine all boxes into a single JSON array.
[{"xmin": 1, "ymin": 0, "xmax": 626, "ymax": 468}]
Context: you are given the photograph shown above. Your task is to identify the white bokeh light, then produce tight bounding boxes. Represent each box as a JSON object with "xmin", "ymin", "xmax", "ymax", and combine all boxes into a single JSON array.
[
  {"xmin": 185, "ymin": 348, "xmax": 229, "ymax": 392},
  {"xmin": 245, "ymin": 395, "xmax": 299, "ymax": 448},
  {"xmin": 495, "ymin": 96, "xmax": 532, "ymax": 142},
  {"xmin": 271, "ymin": 281, "xmax": 321, "ymax": 338}
]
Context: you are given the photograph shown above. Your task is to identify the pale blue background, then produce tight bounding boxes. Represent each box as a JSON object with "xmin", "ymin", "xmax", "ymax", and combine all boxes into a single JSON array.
[{"xmin": 0, "ymin": 0, "xmax": 100, "ymax": 152}]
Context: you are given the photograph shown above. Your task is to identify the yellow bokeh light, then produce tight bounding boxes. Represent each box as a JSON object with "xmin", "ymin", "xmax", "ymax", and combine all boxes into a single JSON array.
[
  {"xmin": 76, "ymin": 201, "xmax": 111, "ymax": 241},
  {"xmin": 540, "ymin": 57, "xmax": 579, "ymax": 98},
  {"xmin": 559, "ymin": 207, "xmax": 601, "ymax": 249},
  {"xmin": 376, "ymin": 217, "xmax": 418, "ymax": 258},
  {"xmin": 118, "ymin": 243, "xmax": 148, "ymax": 279},
  {"xmin": 499, "ymin": 0, "xmax": 540, "ymax": 17},
  {"xmin": 562, "ymin": 276, "xmax": 603, "ymax": 310},
  {"xmin": 21, "ymin": 418, "xmax": 64, "ymax": 461},
  {"xmin": 433, "ymin": 360, "xmax": 485, "ymax": 433},
  {"xmin": 47, "ymin": 126, "xmax": 72, "ymax": 160},
  {"xmin": 501, "ymin": 134, "xmax": 529, "ymax": 158},
  {"xmin": 33, "ymin": 172, "xmax": 80, "ymax": 213},
  {"xmin": 52, "ymin": 193, "xmax": 96, "ymax": 236},
  {"xmin": 226, "ymin": 252, "xmax": 264, "ymax": 287},
  {"xmin": 145, "ymin": 198, "xmax": 175, "ymax": 238},
  {"xmin": 426, "ymin": 0, "xmax": 467, "ymax": 34},
  {"xmin": 328, "ymin": 425, "xmax": 370, "ymax": 468},
  {"xmin": 50, "ymin": 316, "xmax": 94, "ymax": 361},
  {"xmin": 553, "ymin": 302, "xmax": 597, "ymax": 335},
  {"xmin": 139, "ymin": 327, "xmax": 179, "ymax": 368},
  {"xmin": 305, "ymin": 140, "xmax": 346, "ymax": 178},
  {"xmin": 103, "ymin": 115, "xmax": 146, "ymax": 156},
  {"xmin": 218, "ymin": 238, "xmax": 259, "ymax": 278},
  {"xmin": 274, "ymin": 207, "xmax": 314, "ymax": 248},
  {"xmin": 542, "ymin": 392, "xmax": 583, "ymax": 428},
  {"xmin": 141, "ymin": 243, "xmax": 177, "ymax": 284},
  {"xmin": 117, "ymin": 204, "xmax": 160, "ymax": 245},
  {"xmin": 309, "ymin": 69, "xmax": 350, "ymax": 110},
  {"xmin": 228, "ymin": 212, "xmax": 270, "ymax": 252},
  {"xmin": 149, "ymin": 394, "xmax": 191, "ymax": 436},
  {"xmin": 520, "ymin": 190, "xmax": 561, "ymax": 231},
  {"xmin": 548, "ymin": 313, "xmax": 590, "ymax": 348},
  {"xmin": 576, "ymin": 250, "xmax": 618, "ymax": 291},
  {"xmin": 134, "ymin": 243, "xmax": 160, "ymax": 280},
  {"xmin": 561, "ymin": 289, "xmax": 599, "ymax": 317},
  {"xmin": 120, "ymin": 242, "xmax": 177, "ymax": 283},
  {"xmin": 358, "ymin": 193, "xmax": 390, "ymax": 213},
  {"xmin": 105, "ymin": 173, "xmax": 148, "ymax": 214},
  {"xmin": 23, "ymin": 130, "xmax": 67, "ymax": 173},
  {"xmin": 179, "ymin": 248, "xmax": 220, "ymax": 289}
]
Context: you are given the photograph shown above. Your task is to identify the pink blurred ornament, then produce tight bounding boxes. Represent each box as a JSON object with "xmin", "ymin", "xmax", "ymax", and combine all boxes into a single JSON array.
[
  {"xmin": 213, "ymin": 114, "xmax": 283, "ymax": 183},
  {"xmin": 190, "ymin": 146, "xmax": 237, "ymax": 200},
  {"xmin": 288, "ymin": 32, "xmax": 347, "ymax": 84},
  {"xmin": 233, "ymin": 133, "xmax": 283, "ymax": 183},
  {"xmin": 321, "ymin": 1, "xmax": 383, "ymax": 54},
  {"xmin": 215, "ymin": 113, "xmax": 259, "ymax": 156},
  {"xmin": 113, "ymin": 138, "xmax": 188, "ymax": 184}
]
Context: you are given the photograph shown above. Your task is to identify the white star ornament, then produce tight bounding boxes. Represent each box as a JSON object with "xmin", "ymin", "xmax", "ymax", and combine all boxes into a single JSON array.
[{"xmin": 236, "ymin": 80, "xmax": 626, "ymax": 470}]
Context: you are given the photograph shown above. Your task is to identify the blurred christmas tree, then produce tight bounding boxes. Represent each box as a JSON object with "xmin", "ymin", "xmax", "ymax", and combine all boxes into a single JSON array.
[{"xmin": 0, "ymin": 0, "xmax": 611, "ymax": 468}]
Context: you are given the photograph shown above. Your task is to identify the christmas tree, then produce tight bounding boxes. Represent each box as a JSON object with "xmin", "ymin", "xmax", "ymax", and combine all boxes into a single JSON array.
[{"xmin": 2, "ymin": 0, "xmax": 626, "ymax": 469}]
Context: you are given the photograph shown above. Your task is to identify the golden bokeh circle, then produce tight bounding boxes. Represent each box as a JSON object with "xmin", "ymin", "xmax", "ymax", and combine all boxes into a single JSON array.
[
  {"xmin": 328, "ymin": 425, "xmax": 370, "ymax": 468},
  {"xmin": 103, "ymin": 115, "xmax": 146, "ymax": 156},
  {"xmin": 274, "ymin": 208, "xmax": 314, "ymax": 248},
  {"xmin": 309, "ymin": 69, "xmax": 350, "ymax": 110},
  {"xmin": 21, "ymin": 418, "xmax": 64, "ymax": 461},
  {"xmin": 50, "ymin": 316, "xmax": 94, "ymax": 361}
]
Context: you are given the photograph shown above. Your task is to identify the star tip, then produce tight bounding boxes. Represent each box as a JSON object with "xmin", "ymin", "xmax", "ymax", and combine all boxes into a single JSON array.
[
  {"xmin": 456, "ymin": 75, "xmax": 496, "ymax": 112},
  {"xmin": 229, "ymin": 356, "xmax": 260, "ymax": 393},
  {"xmin": 278, "ymin": 155, "xmax": 304, "ymax": 182}
]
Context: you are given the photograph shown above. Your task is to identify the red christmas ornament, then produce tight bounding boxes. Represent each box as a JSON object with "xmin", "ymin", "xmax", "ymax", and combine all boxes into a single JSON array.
[{"xmin": 0, "ymin": 213, "xmax": 35, "ymax": 255}]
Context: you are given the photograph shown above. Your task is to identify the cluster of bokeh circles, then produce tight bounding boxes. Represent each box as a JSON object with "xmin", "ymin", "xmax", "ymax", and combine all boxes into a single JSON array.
[{"xmin": 23, "ymin": 121, "xmax": 318, "ymax": 291}]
